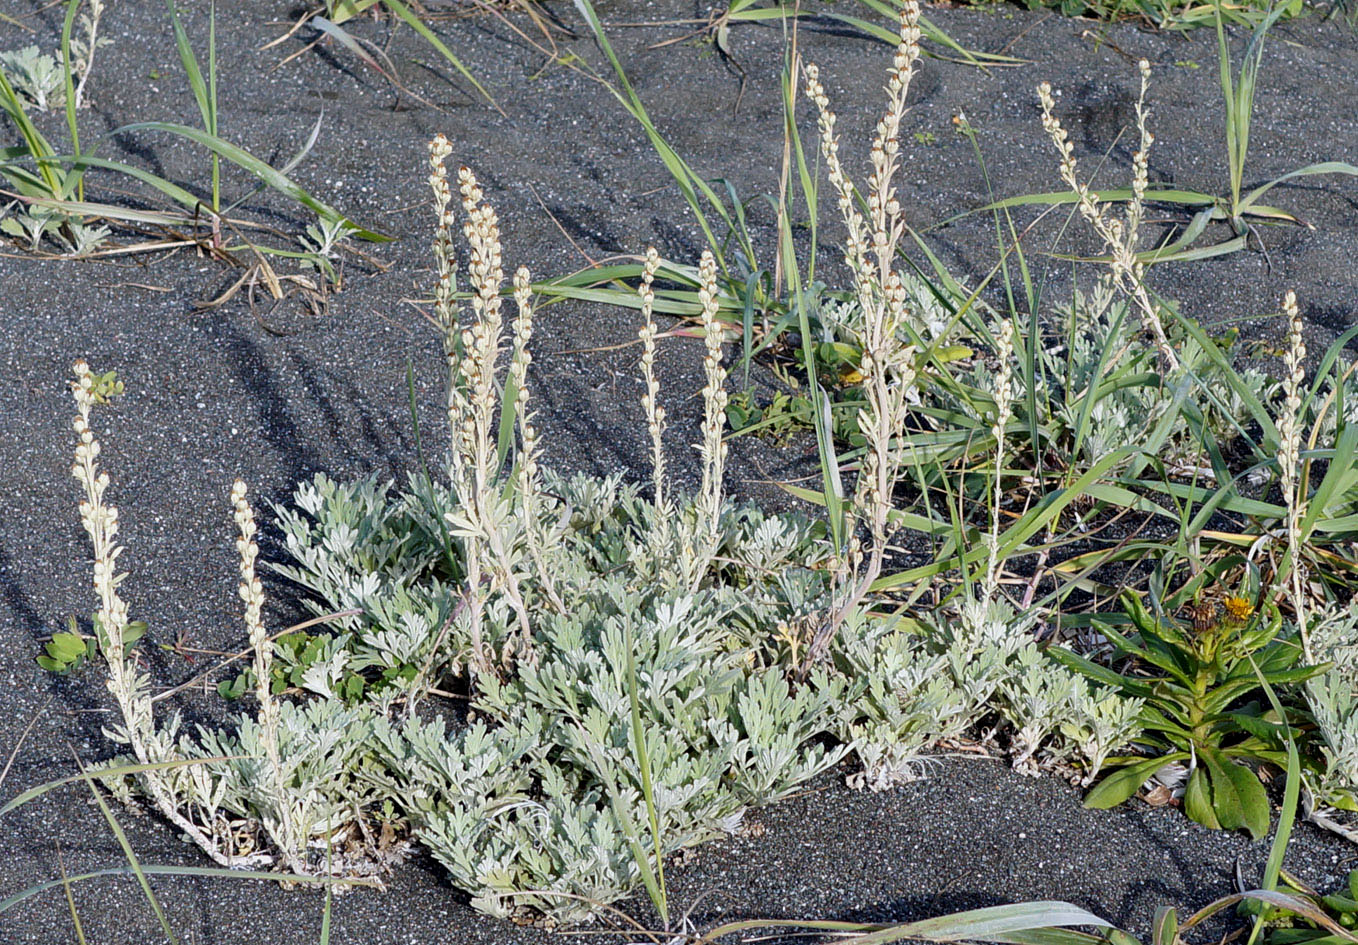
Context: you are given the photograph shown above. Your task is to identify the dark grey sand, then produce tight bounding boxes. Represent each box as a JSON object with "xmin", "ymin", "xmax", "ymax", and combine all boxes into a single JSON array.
[{"xmin": 1, "ymin": 0, "xmax": 1356, "ymax": 942}]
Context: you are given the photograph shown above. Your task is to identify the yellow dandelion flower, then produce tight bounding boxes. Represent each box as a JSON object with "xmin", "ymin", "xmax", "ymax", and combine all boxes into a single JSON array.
[{"xmin": 1223, "ymin": 596, "xmax": 1254, "ymax": 623}]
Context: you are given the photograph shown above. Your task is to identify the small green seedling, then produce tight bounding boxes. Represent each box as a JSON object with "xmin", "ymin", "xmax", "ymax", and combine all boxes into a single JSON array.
[
  {"xmin": 87, "ymin": 368, "xmax": 123, "ymax": 404},
  {"xmin": 39, "ymin": 614, "xmax": 146, "ymax": 673},
  {"xmin": 216, "ymin": 670, "xmax": 251, "ymax": 700},
  {"xmin": 36, "ymin": 617, "xmax": 95, "ymax": 674}
]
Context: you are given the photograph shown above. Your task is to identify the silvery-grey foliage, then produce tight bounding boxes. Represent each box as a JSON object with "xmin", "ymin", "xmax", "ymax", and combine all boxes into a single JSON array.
[
  {"xmin": 1305, "ymin": 602, "xmax": 1358, "ymax": 816},
  {"xmin": 932, "ymin": 280, "xmax": 1278, "ymax": 477},
  {"xmin": 0, "ymin": 46, "xmax": 65, "ymax": 110},
  {"xmin": 834, "ymin": 597, "xmax": 1143, "ymax": 791},
  {"xmin": 275, "ymin": 467, "xmax": 849, "ymax": 921},
  {"xmin": 187, "ymin": 699, "xmax": 384, "ymax": 870}
]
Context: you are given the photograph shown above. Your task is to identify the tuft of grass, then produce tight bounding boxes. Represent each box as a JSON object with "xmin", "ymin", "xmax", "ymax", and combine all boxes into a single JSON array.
[
  {"xmin": 1, "ymin": 0, "xmax": 387, "ymax": 269},
  {"xmin": 1006, "ymin": 0, "xmax": 1307, "ymax": 29},
  {"xmin": 164, "ymin": 0, "xmax": 219, "ymax": 213}
]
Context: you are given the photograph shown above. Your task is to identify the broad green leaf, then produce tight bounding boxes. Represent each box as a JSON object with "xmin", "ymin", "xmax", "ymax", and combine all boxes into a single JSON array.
[
  {"xmin": 1201, "ymin": 746, "xmax": 1269, "ymax": 839},
  {"xmin": 1085, "ymin": 755, "xmax": 1175, "ymax": 810},
  {"xmin": 1183, "ymin": 765, "xmax": 1221, "ymax": 829}
]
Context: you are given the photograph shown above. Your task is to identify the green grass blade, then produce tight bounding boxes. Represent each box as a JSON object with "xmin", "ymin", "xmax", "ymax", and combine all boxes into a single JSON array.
[
  {"xmin": 817, "ymin": 1, "xmax": 1023, "ymax": 66},
  {"xmin": 319, "ymin": 839, "xmax": 334, "ymax": 945},
  {"xmin": 8, "ymin": 194, "xmax": 203, "ymax": 227},
  {"xmin": 61, "ymin": 0, "xmax": 80, "ymax": 199},
  {"xmin": 328, "ymin": 0, "xmax": 382, "ymax": 23},
  {"xmin": 702, "ymin": 902, "xmax": 1116, "ymax": 945},
  {"xmin": 209, "ymin": 0, "xmax": 219, "ymax": 210},
  {"xmin": 1250, "ymin": 655, "xmax": 1299, "ymax": 903},
  {"xmin": 111, "ymin": 121, "xmax": 389, "ymax": 240},
  {"xmin": 576, "ymin": 726, "xmax": 668, "ymax": 928},
  {"xmin": 1242, "ymin": 161, "xmax": 1358, "ymax": 211},
  {"xmin": 319, "ymin": 883, "xmax": 332, "ymax": 945},
  {"xmin": 221, "ymin": 110, "xmax": 326, "ymax": 216},
  {"xmin": 1217, "ymin": 1, "xmax": 1241, "ymax": 210},
  {"xmin": 381, "ymin": 0, "xmax": 501, "ymax": 115},
  {"xmin": 311, "ymin": 16, "xmax": 390, "ymax": 75},
  {"xmin": 1067, "ymin": 304, "xmax": 1127, "ymax": 470},
  {"xmin": 31, "ymin": 152, "xmax": 211, "ymax": 214},
  {"xmin": 0, "ymin": 152, "xmax": 58, "ymax": 195},
  {"xmin": 164, "ymin": 0, "xmax": 214, "ymax": 136},
  {"xmin": 1307, "ymin": 324, "xmax": 1358, "ymax": 408},
  {"xmin": 572, "ymin": 0, "xmax": 736, "ymax": 278},
  {"xmin": 77, "ymin": 765, "xmax": 180, "ymax": 945},
  {"xmin": 56, "ymin": 847, "xmax": 86, "ymax": 945},
  {"xmin": 1298, "ymin": 424, "xmax": 1358, "ymax": 543},
  {"xmin": 861, "ymin": 902, "xmax": 1114, "ymax": 944},
  {"xmin": 495, "ymin": 370, "xmax": 519, "ymax": 479},
  {"xmin": 783, "ymin": 49, "xmax": 820, "ymax": 286},
  {"xmin": 967, "ymin": 187, "xmax": 1217, "ymax": 218},
  {"xmin": 625, "ymin": 621, "xmax": 667, "ymax": 928},
  {"xmin": 739, "ymin": 269, "xmax": 759, "ymax": 384},
  {"xmin": 0, "ymin": 61, "xmax": 61, "ymax": 195},
  {"xmin": 1170, "ymin": 308, "xmax": 1279, "ymax": 443},
  {"xmin": 1, "ymin": 756, "xmax": 239, "ymax": 815},
  {"xmin": 784, "ymin": 208, "xmax": 845, "ymax": 549},
  {"xmin": 0, "ymin": 865, "xmax": 376, "ymax": 914}
]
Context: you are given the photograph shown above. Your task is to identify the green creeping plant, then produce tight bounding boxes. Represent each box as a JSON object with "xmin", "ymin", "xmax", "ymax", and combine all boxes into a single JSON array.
[
  {"xmin": 218, "ymin": 631, "xmax": 415, "ymax": 703},
  {"xmin": 38, "ymin": 613, "xmax": 144, "ymax": 674},
  {"xmin": 1243, "ymin": 868, "xmax": 1358, "ymax": 942},
  {"xmin": 216, "ymin": 671, "xmax": 251, "ymax": 700},
  {"xmin": 36, "ymin": 616, "xmax": 96, "ymax": 674},
  {"xmin": 1053, "ymin": 589, "xmax": 1328, "ymax": 838}
]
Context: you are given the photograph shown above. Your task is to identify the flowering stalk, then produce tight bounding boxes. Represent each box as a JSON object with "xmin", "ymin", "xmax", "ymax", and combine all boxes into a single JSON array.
[
  {"xmin": 511, "ymin": 266, "xmax": 564, "ymax": 619},
  {"xmin": 72, "ymin": 365, "xmax": 136, "ymax": 724},
  {"xmin": 429, "ymin": 138, "xmax": 487, "ymax": 673},
  {"xmin": 232, "ymin": 483, "xmax": 275, "ymax": 743},
  {"xmin": 457, "ymin": 164, "xmax": 507, "ymax": 500},
  {"xmin": 696, "ymin": 250, "xmax": 728, "ymax": 548},
  {"xmin": 231, "ymin": 480, "xmax": 307, "ymax": 872},
  {"xmin": 429, "ymin": 142, "xmax": 540, "ymax": 673},
  {"xmin": 1036, "ymin": 62, "xmax": 1178, "ymax": 372},
  {"xmin": 69, "ymin": 361, "xmax": 238, "ymax": 867},
  {"xmin": 1277, "ymin": 290, "xmax": 1311, "ymax": 661},
  {"xmin": 802, "ymin": 3, "xmax": 921, "ymax": 667},
  {"xmin": 461, "ymin": 199, "xmax": 535, "ymax": 665},
  {"xmin": 984, "ymin": 319, "xmax": 1015, "ymax": 601},
  {"xmin": 638, "ymin": 247, "xmax": 666, "ymax": 513}
]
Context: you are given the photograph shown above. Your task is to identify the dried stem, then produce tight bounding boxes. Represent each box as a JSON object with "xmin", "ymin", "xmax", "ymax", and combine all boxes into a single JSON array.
[{"xmin": 72, "ymin": 0, "xmax": 107, "ymax": 109}]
